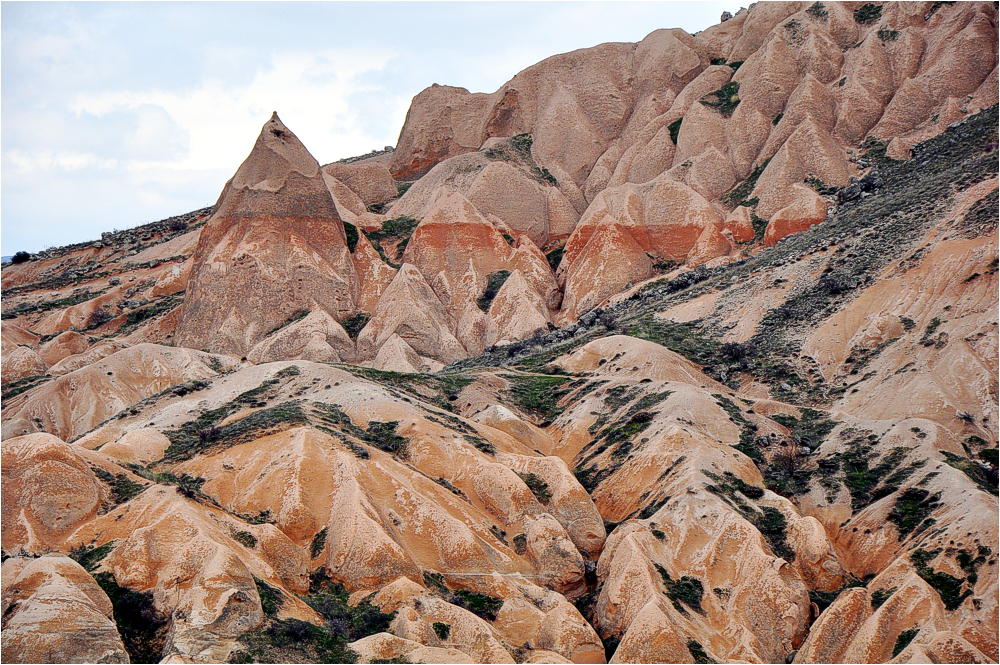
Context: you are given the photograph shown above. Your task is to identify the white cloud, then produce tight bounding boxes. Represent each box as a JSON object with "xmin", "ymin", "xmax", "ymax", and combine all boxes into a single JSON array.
[
  {"xmin": 5, "ymin": 148, "xmax": 119, "ymax": 173},
  {"xmin": 73, "ymin": 48, "xmax": 399, "ymax": 172}
]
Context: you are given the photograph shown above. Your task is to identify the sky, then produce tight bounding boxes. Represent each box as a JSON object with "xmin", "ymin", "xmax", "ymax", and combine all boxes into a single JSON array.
[{"xmin": 2, "ymin": 1, "xmax": 745, "ymax": 254}]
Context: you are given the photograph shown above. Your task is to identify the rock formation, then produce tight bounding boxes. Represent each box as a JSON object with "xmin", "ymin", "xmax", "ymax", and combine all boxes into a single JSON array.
[{"xmin": 1, "ymin": 3, "xmax": 997, "ymax": 664}]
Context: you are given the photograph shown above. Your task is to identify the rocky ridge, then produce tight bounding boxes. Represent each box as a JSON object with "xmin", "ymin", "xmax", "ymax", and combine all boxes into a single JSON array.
[{"xmin": 1, "ymin": 3, "xmax": 998, "ymax": 664}]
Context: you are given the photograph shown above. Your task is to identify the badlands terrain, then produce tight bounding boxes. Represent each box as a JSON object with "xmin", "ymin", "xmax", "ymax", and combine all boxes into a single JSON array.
[{"xmin": 1, "ymin": 2, "xmax": 998, "ymax": 663}]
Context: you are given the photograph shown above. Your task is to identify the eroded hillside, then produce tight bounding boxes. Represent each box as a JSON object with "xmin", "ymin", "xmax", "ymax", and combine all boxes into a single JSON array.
[{"xmin": 2, "ymin": 2, "xmax": 998, "ymax": 664}]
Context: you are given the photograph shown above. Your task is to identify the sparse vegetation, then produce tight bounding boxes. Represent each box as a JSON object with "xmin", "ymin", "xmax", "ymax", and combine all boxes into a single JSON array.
[
  {"xmin": 853, "ymin": 3, "xmax": 883, "ymax": 23},
  {"xmin": 363, "ymin": 216, "xmax": 420, "ymax": 267},
  {"xmin": 723, "ymin": 157, "xmax": 771, "ymax": 207},
  {"xmin": 69, "ymin": 541, "xmax": 115, "ymax": 571},
  {"xmin": 94, "ymin": 572, "xmax": 169, "ymax": 663},
  {"xmin": 476, "ymin": 270, "xmax": 512, "ymax": 312},
  {"xmin": 11, "ymin": 251, "xmax": 31, "ymax": 264},
  {"xmin": 940, "ymin": 451, "xmax": 998, "ymax": 495},
  {"xmin": 654, "ymin": 564, "xmax": 705, "ymax": 615},
  {"xmin": 893, "ymin": 628, "xmax": 919, "ymax": 657},
  {"xmin": 340, "ymin": 312, "xmax": 371, "ymax": 340},
  {"xmin": 343, "ymin": 221, "xmax": 360, "ymax": 252},
  {"xmin": 699, "ymin": 81, "xmax": 741, "ymax": 117},
  {"xmin": 264, "ymin": 309, "xmax": 309, "ymax": 337},
  {"xmin": 806, "ymin": 2, "xmax": 829, "ymax": 19},
  {"xmin": 871, "ymin": 586, "xmax": 897, "ymax": 609},
  {"xmin": 91, "ymin": 466, "xmax": 147, "ymax": 505},
  {"xmin": 517, "ymin": 471, "xmax": 552, "ymax": 504},
  {"xmin": 545, "ymin": 245, "xmax": 564, "ymax": 271},
  {"xmin": 501, "ymin": 373, "xmax": 571, "ymax": 424},
  {"xmin": 432, "ymin": 622, "xmax": 451, "ymax": 640},
  {"xmin": 668, "ymin": 117, "xmax": 683, "ymax": 144},
  {"xmin": 450, "ymin": 589, "xmax": 504, "ymax": 621}
]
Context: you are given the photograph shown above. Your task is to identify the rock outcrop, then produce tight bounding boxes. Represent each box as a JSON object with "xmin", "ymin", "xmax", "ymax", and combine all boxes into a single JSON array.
[{"xmin": 176, "ymin": 114, "xmax": 358, "ymax": 356}]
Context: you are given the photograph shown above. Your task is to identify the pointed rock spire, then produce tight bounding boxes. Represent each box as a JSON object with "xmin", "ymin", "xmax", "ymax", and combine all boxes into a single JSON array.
[{"xmin": 176, "ymin": 114, "xmax": 357, "ymax": 356}]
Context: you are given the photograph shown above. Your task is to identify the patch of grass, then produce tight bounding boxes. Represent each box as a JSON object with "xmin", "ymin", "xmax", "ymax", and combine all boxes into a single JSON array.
[
  {"xmin": 117, "ymin": 295, "xmax": 184, "ymax": 333},
  {"xmin": 363, "ymin": 216, "xmax": 420, "ymax": 267},
  {"xmin": 432, "ymin": 622, "xmax": 450, "ymax": 640},
  {"xmin": 699, "ymin": 81, "xmax": 741, "ymax": 117},
  {"xmin": 722, "ymin": 158, "xmax": 771, "ymax": 207},
  {"xmin": 545, "ymin": 245, "xmax": 564, "ymax": 271},
  {"xmin": 517, "ymin": 472, "xmax": 552, "ymax": 504},
  {"xmin": 255, "ymin": 577, "xmax": 284, "ymax": 616},
  {"xmin": 423, "ymin": 571, "xmax": 449, "ymax": 594},
  {"xmin": 1, "ymin": 287, "xmax": 109, "ymax": 320},
  {"xmin": 450, "ymin": 589, "xmax": 504, "ymax": 621},
  {"xmin": 853, "ymin": 3, "xmax": 882, "ymax": 23},
  {"xmin": 91, "ymin": 467, "xmax": 147, "ymax": 505},
  {"xmin": 364, "ymin": 420, "xmax": 407, "ymax": 456},
  {"xmin": 668, "ymin": 117, "xmax": 683, "ymax": 144},
  {"xmin": 162, "ymin": 400, "xmax": 308, "ymax": 462},
  {"xmin": 809, "ymin": 580, "xmax": 865, "ymax": 613},
  {"xmin": 501, "ymin": 373, "xmax": 571, "ymax": 424},
  {"xmin": 893, "ymin": 628, "xmax": 918, "ymax": 657},
  {"xmin": 654, "ymin": 564, "xmax": 705, "ymax": 615},
  {"xmin": 70, "ymin": 541, "xmax": 115, "ymax": 572},
  {"xmin": 463, "ymin": 433, "xmax": 496, "ymax": 455},
  {"xmin": 340, "ymin": 312, "xmax": 371, "ymax": 340},
  {"xmin": 343, "ymin": 221, "xmax": 359, "ymax": 253},
  {"xmin": 231, "ymin": 618, "xmax": 358, "ymax": 664},
  {"xmin": 888, "ymin": 488, "xmax": 941, "ymax": 540},
  {"xmin": 910, "ymin": 549, "xmax": 970, "ymax": 611},
  {"xmin": 871, "ymin": 586, "xmax": 897, "ymax": 609},
  {"xmin": 231, "ymin": 529, "xmax": 258, "ymax": 549},
  {"xmin": 687, "ymin": 639, "xmax": 716, "ymax": 664},
  {"xmin": 877, "ymin": 27, "xmax": 899, "ymax": 42},
  {"xmin": 94, "ymin": 572, "xmax": 168, "ymax": 664},
  {"xmin": 476, "ymin": 270, "xmax": 512, "ymax": 312},
  {"xmin": 900, "ymin": 316, "xmax": 916, "ymax": 331},
  {"xmin": 1, "ymin": 374, "xmax": 53, "ymax": 400},
  {"xmin": 806, "ymin": 2, "xmax": 829, "ymax": 19}
]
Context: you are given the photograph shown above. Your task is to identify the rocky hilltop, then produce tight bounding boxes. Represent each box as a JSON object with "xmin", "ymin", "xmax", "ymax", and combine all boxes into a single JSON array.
[{"xmin": 2, "ymin": 2, "xmax": 998, "ymax": 664}]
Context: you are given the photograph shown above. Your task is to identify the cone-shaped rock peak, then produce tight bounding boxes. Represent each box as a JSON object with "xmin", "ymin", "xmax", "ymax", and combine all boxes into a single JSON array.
[{"xmin": 176, "ymin": 114, "xmax": 357, "ymax": 356}]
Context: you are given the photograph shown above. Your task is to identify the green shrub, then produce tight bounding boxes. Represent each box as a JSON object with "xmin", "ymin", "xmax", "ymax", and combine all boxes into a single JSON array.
[
  {"xmin": 69, "ymin": 541, "xmax": 115, "ymax": 572},
  {"xmin": 340, "ymin": 312, "xmax": 371, "ymax": 340},
  {"xmin": 545, "ymin": 245, "xmax": 564, "ymax": 271},
  {"xmin": 517, "ymin": 472, "xmax": 552, "ymax": 504},
  {"xmin": 699, "ymin": 81, "xmax": 741, "ymax": 117},
  {"xmin": 364, "ymin": 420, "xmax": 407, "ymax": 456},
  {"xmin": 231, "ymin": 530, "xmax": 258, "ymax": 549},
  {"xmin": 255, "ymin": 577, "xmax": 284, "ymax": 616},
  {"xmin": 476, "ymin": 270, "xmax": 511, "ymax": 312},
  {"xmin": 871, "ymin": 586, "xmax": 897, "ymax": 609},
  {"xmin": 501, "ymin": 373, "xmax": 571, "ymax": 424},
  {"xmin": 343, "ymin": 222, "xmax": 359, "ymax": 253},
  {"xmin": 94, "ymin": 572, "xmax": 168, "ymax": 663},
  {"xmin": 92, "ymin": 467, "xmax": 147, "ymax": 504},
  {"xmin": 450, "ymin": 589, "xmax": 504, "ymax": 621},
  {"xmin": 854, "ymin": 3, "xmax": 883, "ymax": 23},
  {"xmin": 687, "ymin": 639, "xmax": 716, "ymax": 664},
  {"xmin": 668, "ymin": 118, "xmax": 683, "ymax": 144},
  {"xmin": 654, "ymin": 564, "xmax": 705, "ymax": 615},
  {"xmin": 893, "ymin": 628, "xmax": 918, "ymax": 657},
  {"xmin": 311, "ymin": 527, "xmax": 328, "ymax": 558},
  {"xmin": 11, "ymin": 251, "xmax": 31, "ymax": 264},
  {"xmin": 432, "ymin": 622, "xmax": 451, "ymax": 640},
  {"xmin": 806, "ymin": 2, "xmax": 829, "ymax": 19}
]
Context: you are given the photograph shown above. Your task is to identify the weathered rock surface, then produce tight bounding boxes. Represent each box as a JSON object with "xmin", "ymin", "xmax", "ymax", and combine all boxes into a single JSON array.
[
  {"xmin": 176, "ymin": 113, "xmax": 358, "ymax": 356},
  {"xmin": 1, "ymin": 555, "xmax": 129, "ymax": 664}
]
